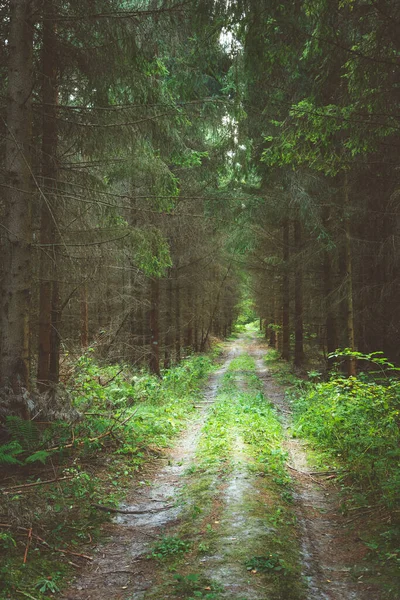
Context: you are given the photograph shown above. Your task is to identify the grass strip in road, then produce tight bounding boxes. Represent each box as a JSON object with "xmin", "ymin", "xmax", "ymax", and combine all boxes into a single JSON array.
[{"xmin": 148, "ymin": 353, "xmax": 306, "ymax": 600}]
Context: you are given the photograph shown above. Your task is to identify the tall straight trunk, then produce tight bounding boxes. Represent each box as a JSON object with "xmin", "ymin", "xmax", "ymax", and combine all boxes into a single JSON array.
[
  {"xmin": 281, "ymin": 219, "xmax": 290, "ymax": 360},
  {"xmin": 164, "ymin": 273, "xmax": 173, "ymax": 368},
  {"xmin": 322, "ymin": 208, "xmax": 337, "ymax": 357},
  {"xmin": 193, "ymin": 297, "xmax": 199, "ymax": 352},
  {"xmin": 49, "ymin": 278, "xmax": 61, "ymax": 383},
  {"xmin": 37, "ymin": 3, "xmax": 59, "ymax": 389},
  {"xmin": 174, "ymin": 270, "xmax": 181, "ymax": 363},
  {"xmin": 293, "ymin": 218, "xmax": 304, "ymax": 365},
  {"xmin": 149, "ymin": 277, "xmax": 160, "ymax": 375},
  {"xmin": 185, "ymin": 285, "xmax": 193, "ymax": 349},
  {"xmin": 0, "ymin": 0, "xmax": 34, "ymax": 399},
  {"xmin": 268, "ymin": 292, "xmax": 277, "ymax": 347},
  {"xmin": 344, "ymin": 173, "xmax": 356, "ymax": 376},
  {"xmin": 80, "ymin": 283, "xmax": 89, "ymax": 348}
]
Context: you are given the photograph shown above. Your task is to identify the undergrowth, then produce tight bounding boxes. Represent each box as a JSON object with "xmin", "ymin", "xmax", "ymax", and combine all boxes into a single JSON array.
[
  {"xmin": 0, "ymin": 352, "xmax": 214, "ymax": 599},
  {"xmin": 265, "ymin": 348, "xmax": 400, "ymax": 599}
]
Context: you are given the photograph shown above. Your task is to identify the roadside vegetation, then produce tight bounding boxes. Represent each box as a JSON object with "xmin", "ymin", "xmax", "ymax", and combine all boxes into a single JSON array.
[
  {"xmin": 265, "ymin": 347, "xmax": 400, "ymax": 599},
  {"xmin": 0, "ymin": 350, "xmax": 215, "ymax": 599}
]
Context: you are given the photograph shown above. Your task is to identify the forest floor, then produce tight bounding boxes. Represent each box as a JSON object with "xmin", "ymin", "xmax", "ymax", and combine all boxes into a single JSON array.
[{"xmin": 61, "ymin": 333, "xmax": 383, "ymax": 600}]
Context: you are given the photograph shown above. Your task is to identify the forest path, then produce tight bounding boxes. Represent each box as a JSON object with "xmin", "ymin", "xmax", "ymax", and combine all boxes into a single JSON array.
[{"xmin": 62, "ymin": 334, "xmax": 371, "ymax": 600}]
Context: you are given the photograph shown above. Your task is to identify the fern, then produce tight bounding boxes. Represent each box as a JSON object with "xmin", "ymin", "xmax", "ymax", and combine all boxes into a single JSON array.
[
  {"xmin": 25, "ymin": 450, "xmax": 51, "ymax": 465},
  {"xmin": 0, "ymin": 440, "xmax": 23, "ymax": 465},
  {"xmin": 5, "ymin": 416, "xmax": 39, "ymax": 450}
]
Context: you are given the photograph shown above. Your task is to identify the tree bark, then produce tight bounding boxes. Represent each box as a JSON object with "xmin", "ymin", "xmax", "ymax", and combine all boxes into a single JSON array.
[
  {"xmin": 174, "ymin": 268, "xmax": 181, "ymax": 363},
  {"xmin": 281, "ymin": 219, "xmax": 290, "ymax": 360},
  {"xmin": 80, "ymin": 282, "xmax": 89, "ymax": 348},
  {"xmin": 163, "ymin": 272, "xmax": 173, "ymax": 368},
  {"xmin": 149, "ymin": 276, "xmax": 160, "ymax": 376},
  {"xmin": 0, "ymin": 0, "xmax": 34, "ymax": 400},
  {"xmin": 322, "ymin": 207, "xmax": 337, "ymax": 358},
  {"xmin": 344, "ymin": 174, "xmax": 356, "ymax": 376},
  {"xmin": 37, "ymin": 2, "xmax": 59, "ymax": 389},
  {"xmin": 293, "ymin": 218, "xmax": 304, "ymax": 366}
]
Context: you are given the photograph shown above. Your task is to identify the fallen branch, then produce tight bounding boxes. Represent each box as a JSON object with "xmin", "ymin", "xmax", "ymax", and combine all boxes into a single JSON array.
[
  {"xmin": 286, "ymin": 464, "xmax": 324, "ymax": 485},
  {"xmin": 308, "ymin": 470, "xmax": 339, "ymax": 476},
  {"xmin": 23, "ymin": 527, "xmax": 32, "ymax": 564},
  {"xmin": 1, "ymin": 476, "xmax": 73, "ymax": 494},
  {"xmin": 16, "ymin": 591, "xmax": 39, "ymax": 600},
  {"xmin": 0, "ymin": 524, "xmax": 93, "ymax": 561}
]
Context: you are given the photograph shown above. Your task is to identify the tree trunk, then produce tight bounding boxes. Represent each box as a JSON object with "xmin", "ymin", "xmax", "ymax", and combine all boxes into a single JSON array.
[
  {"xmin": 174, "ymin": 269, "xmax": 181, "ymax": 363},
  {"xmin": 185, "ymin": 285, "xmax": 193, "ymax": 349},
  {"xmin": 344, "ymin": 174, "xmax": 356, "ymax": 376},
  {"xmin": 164, "ymin": 272, "xmax": 173, "ymax": 368},
  {"xmin": 281, "ymin": 219, "xmax": 290, "ymax": 360},
  {"xmin": 322, "ymin": 208, "xmax": 337, "ymax": 359},
  {"xmin": 37, "ymin": 2, "xmax": 58, "ymax": 389},
  {"xmin": 149, "ymin": 277, "xmax": 160, "ymax": 376},
  {"xmin": 49, "ymin": 277, "xmax": 61, "ymax": 383},
  {"xmin": 80, "ymin": 283, "xmax": 89, "ymax": 348},
  {"xmin": 0, "ymin": 0, "xmax": 34, "ymax": 401},
  {"xmin": 293, "ymin": 218, "xmax": 304, "ymax": 366}
]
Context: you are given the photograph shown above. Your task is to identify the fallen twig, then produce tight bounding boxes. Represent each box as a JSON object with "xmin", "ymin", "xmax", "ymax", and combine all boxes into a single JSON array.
[
  {"xmin": 0, "ymin": 476, "xmax": 73, "ymax": 494},
  {"xmin": 0, "ymin": 524, "xmax": 93, "ymax": 561},
  {"xmin": 16, "ymin": 591, "xmax": 39, "ymax": 600},
  {"xmin": 286, "ymin": 464, "xmax": 325, "ymax": 485},
  {"xmin": 23, "ymin": 527, "xmax": 32, "ymax": 564}
]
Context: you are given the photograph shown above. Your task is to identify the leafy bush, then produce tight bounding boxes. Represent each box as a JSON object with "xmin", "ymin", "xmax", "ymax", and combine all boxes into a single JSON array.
[{"xmin": 293, "ymin": 375, "xmax": 400, "ymax": 507}]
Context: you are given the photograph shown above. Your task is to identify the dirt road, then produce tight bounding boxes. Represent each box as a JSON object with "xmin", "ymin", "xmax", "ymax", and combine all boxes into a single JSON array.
[{"xmin": 62, "ymin": 334, "xmax": 375, "ymax": 600}]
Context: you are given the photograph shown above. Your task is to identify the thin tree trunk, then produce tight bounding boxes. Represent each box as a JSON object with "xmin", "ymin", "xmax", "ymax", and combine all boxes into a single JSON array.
[
  {"xmin": 149, "ymin": 277, "xmax": 160, "ymax": 376},
  {"xmin": 185, "ymin": 285, "xmax": 193, "ymax": 349},
  {"xmin": 174, "ymin": 269, "xmax": 181, "ymax": 363},
  {"xmin": 49, "ymin": 277, "xmax": 61, "ymax": 383},
  {"xmin": 0, "ymin": 0, "xmax": 34, "ymax": 402},
  {"xmin": 37, "ymin": 2, "xmax": 58, "ymax": 389},
  {"xmin": 344, "ymin": 174, "xmax": 356, "ymax": 376},
  {"xmin": 322, "ymin": 208, "xmax": 337, "ymax": 359},
  {"xmin": 164, "ymin": 273, "xmax": 173, "ymax": 368},
  {"xmin": 282, "ymin": 219, "xmax": 290, "ymax": 360},
  {"xmin": 294, "ymin": 218, "xmax": 304, "ymax": 366},
  {"xmin": 80, "ymin": 283, "xmax": 89, "ymax": 348}
]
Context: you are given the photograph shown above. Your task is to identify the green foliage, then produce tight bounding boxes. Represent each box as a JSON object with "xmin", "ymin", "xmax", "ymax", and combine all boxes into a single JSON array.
[
  {"xmin": 0, "ymin": 440, "xmax": 23, "ymax": 465},
  {"xmin": 0, "ymin": 532, "xmax": 16, "ymax": 549},
  {"xmin": 293, "ymin": 373, "xmax": 400, "ymax": 507},
  {"xmin": 173, "ymin": 573, "xmax": 223, "ymax": 599},
  {"xmin": 246, "ymin": 553, "xmax": 290, "ymax": 576},
  {"xmin": 5, "ymin": 416, "xmax": 39, "ymax": 450},
  {"xmin": 35, "ymin": 576, "xmax": 60, "ymax": 594},
  {"xmin": 0, "ymin": 351, "xmax": 215, "ymax": 598},
  {"xmin": 150, "ymin": 535, "xmax": 191, "ymax": 560}
]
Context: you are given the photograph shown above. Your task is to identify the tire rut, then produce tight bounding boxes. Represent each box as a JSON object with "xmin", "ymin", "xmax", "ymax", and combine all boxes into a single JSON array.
[
  {"xmin": 61, "ymin": 346, "xmax": 238, "ymax": 600},
  {"xmin": 248, "ymin": 337, "xmax": 372, "ymax": 600}
]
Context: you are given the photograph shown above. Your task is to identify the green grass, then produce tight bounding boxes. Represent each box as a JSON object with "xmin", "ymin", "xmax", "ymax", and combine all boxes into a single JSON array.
[{"xmin": 154, "ymin": 353, "xmax": 305, "ymax": 600}]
